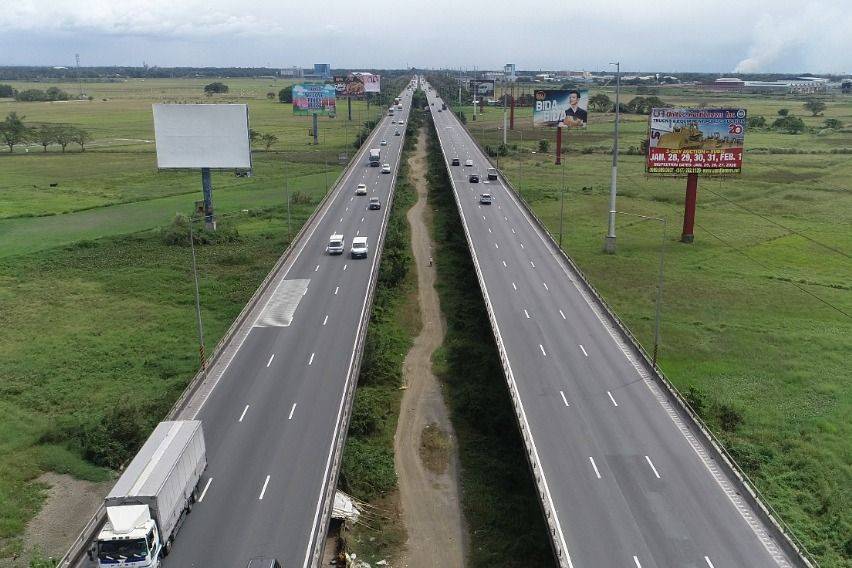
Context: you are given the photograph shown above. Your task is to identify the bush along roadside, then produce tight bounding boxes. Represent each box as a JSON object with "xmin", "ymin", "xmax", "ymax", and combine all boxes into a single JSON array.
[
  {"xmin": 424, "ymin": 111, "xmax": 556, "ymax": 566},
  {"xmin": 337, "ymin": 93, "xmax": 426, "ymax": 562}
]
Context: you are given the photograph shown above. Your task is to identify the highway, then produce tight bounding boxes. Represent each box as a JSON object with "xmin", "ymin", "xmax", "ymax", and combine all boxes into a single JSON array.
[
  {"xmin": 160, "ymin": 82, "xmax": 416, "ymax": 567},
  {"xmin": 423, "ymin": 80, "xmax": 800, "ymax": 568}
]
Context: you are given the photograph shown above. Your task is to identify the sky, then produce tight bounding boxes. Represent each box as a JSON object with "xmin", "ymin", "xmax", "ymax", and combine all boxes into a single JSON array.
[{"xmin": 0, "ymin": 0, "xmax": 850, "ymax": 74}]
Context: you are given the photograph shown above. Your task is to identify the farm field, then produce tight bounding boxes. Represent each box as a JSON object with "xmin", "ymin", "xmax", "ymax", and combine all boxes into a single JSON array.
[
  {"xmin": 452, "ymin": 86, "xmax": 852, "ymax": 566},
  {"xmin": 0, "ymin": 76, "xmax": 401, "ymax": 562}
]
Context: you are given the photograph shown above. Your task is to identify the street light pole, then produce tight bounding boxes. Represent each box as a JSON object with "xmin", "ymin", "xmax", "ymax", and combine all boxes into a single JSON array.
[
  {"xmin": 559, "ymin": 162, "xmax": 566, "ymax": 248},
  {"xmin": 614, "ymin": 211, "xmax": 667, "ymax": 367},
  {"xmin": 284, "ymin": 168, "xmax": 292, "ymax": 240},
  {"xmin": 604, "ymin": 61, "xmax": 621, "ymax": 254}
]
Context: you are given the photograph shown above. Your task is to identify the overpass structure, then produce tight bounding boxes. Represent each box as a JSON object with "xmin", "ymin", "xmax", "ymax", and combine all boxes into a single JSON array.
[{"xmin": 423, "ymin": 78, "xmax": 808, "ymax": 568}]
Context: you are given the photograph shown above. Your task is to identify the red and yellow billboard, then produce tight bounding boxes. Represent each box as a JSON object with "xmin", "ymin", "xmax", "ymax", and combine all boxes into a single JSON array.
[{"xmin": 647, "ymin": 108, "xmax": 746, "ymax": 175}]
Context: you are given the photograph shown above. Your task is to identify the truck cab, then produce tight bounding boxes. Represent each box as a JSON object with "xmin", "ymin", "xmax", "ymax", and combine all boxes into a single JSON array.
[{"xmin": 95, "ymin": 506, "xmax": 161, "ymax": 567}]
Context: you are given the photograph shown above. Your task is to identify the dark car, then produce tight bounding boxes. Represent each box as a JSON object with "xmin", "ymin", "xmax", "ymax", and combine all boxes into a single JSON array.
[
  {"xmin": 468, "ymin": 174, "xmax": 480, "ymax": 183},
  {"xmin": 368, "ymin": 197, "xmax": 381, "ymax": 210},
  {"xmin": 451, "ymin": 157, "xmax": 460, "ymax": 166}
]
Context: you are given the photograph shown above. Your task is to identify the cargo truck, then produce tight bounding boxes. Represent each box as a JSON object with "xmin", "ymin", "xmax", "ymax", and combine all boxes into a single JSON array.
[
  {"xmin": 91, "ymin": 420, "xmax": 206, "ymax": 567},
  {"xmin": 369, "ymin": 148, "xmax": 381, "ymax": 166}
]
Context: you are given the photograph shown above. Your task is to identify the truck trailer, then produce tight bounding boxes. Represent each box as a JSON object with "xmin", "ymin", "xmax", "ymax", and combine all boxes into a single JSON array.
[
  {"xmin": 369, "ymin": 148, "xmax": 381, "ymax": 166},
  {"xmin": 92, "ymin": 420, "xmax": 206, "ymax": 567}
]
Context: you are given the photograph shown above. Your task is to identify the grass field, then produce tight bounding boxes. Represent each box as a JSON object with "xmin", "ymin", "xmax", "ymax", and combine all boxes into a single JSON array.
[
  {"xmin": 0, "ymin": 75, "xmax": 407, "ymax": 562},
  {"xmin": 445, "ymin": 84, "xmax": 852, "ymax": 566}
]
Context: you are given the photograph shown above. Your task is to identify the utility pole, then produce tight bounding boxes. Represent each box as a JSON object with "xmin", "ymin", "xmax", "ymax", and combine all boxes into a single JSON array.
[
  {"xmin": 188, "ymin": 218, "xmax": 206, "ymax": 373},
  {"xmin": 75, "ymin": 54, "xmax": 84, "ymax": 99},
  {"xmin": 502, "ymin": 80, "xmax": 508, "ymax": 146},
  {"xmin": 559, "ymin": 162, "xmax": 566, "ymax": 248},
  {"xmin": 604, "ymin": 61, "xmax": 621, "ymax": 254},
  {"xmin": 284, "ymin": 167, "xmax": 292, "ymax": 240}
]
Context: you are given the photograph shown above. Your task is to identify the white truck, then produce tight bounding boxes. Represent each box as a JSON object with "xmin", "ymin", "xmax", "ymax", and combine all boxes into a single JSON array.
[
  {"xmin": 92, "ymin": 420, "xmax": 206, "ymax": 567},
  {"xmin": 369, "ymin": 148, "xmax": 381, "ymax": 167}
]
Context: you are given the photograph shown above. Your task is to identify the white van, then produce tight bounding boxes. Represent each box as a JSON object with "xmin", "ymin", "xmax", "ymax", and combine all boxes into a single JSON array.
[
  {"xmin": 350, "ymin": 237, "xmax": 368, "ymax": 259},
  {"xmin": 327, "ymin": 234, "xmax": 345, "ymax": 255}
]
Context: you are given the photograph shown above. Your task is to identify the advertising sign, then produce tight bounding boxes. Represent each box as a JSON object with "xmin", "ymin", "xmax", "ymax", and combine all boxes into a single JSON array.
[
  {"xmin": 469, "ymin": 80, "xmax": 495, "ymax": 96},
  {"xmin": 647, "ymin": 108, "xmax": 746, "ymax": 175},
  {"xmin": 153, "ymin": 104, "xmax": 251, "ymax": 169},
  {"xmin": 333, "ymin": 73, "xmax": 381, "ymax": 96},
  {"xmin": 533, "ymin": 89, "xmax": 589, "ymax": 127},
  {"xmin": 292, "ymin": 83, "xmax": 337, "ymax": 115}
]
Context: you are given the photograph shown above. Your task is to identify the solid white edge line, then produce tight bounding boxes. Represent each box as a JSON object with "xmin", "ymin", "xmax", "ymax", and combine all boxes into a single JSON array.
[
  {"xmin": 589, "ymin": 456, "xmax": 602, "ymax": 479},
  {"xmin": 266, "ymin": 354, "xmax": 274, "ymax": 368},
  {"xmin": 645, "ymin": 455, "xmax": 661, "ymax": 479},
  {"xmin": 238, "ymin": 405, "xmax": 249, "ymax": 422},
  {"xmin": 288, "ymin": 403, "xmax": 297, "ymax": 420},
  {"xmin": 198, "ymin": 477, "xmax": 213, "ymax": 502},
  {"xmin": 258, "ymin": 475, "xmax": 271, "ymax": 500},
  {"xmin": 560, "ymin": 391, "xmax": 570, "ymax": 407}
]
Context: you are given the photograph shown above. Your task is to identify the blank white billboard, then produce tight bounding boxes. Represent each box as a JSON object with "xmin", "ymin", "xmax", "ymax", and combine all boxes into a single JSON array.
[{"xmin": 153, "ymin": 104, "xmax": 251, "ymax": 169}]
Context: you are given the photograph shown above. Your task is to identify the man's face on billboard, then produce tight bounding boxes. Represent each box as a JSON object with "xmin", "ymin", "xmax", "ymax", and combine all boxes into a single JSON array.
[{"xmin": 569, "ymin": 92, "xmax": 579, "ymax": 106}]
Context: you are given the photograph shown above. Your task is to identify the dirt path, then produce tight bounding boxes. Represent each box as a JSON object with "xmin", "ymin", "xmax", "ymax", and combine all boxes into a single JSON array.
[{"xmin": 393, "ymin": 128, "xmax": 466, "ymax": 567}]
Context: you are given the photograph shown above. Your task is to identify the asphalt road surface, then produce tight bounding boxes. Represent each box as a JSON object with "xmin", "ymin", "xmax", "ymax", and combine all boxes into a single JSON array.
[
  {"xmin": 163, "ymin": 82, "xmax": 416, "ymax": 568},
  {"xmin": 423, "ymin": 80, "xmax": 798, "ymax": 568}
]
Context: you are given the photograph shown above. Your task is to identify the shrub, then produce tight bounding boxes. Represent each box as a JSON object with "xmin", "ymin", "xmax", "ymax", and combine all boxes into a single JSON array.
[
  {"xmin": 538, "ymin": 139, "xmax": 549, "ymax": 153},
  {"xmin": 203, "ymin": 82, "xmax": 229, "ymax": 95},
  {"xmin": 772, "ymin": 115, "xmax": 805, "ymax": 134},
  {"xmin": 716, "ymin": 403, "xmax": 744, "ymax": 432},
  {"xmin": 747, "ymin": 115, "xmax": 767, "ymax": 128}
]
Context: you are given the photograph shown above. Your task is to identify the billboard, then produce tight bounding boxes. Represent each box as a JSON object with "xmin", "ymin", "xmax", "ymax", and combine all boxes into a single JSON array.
[
  {"xmin": 292, "ymin": 83, "xmax": 337, "ymax": 115},
  {"xmin": 152, "ymin": 104, "xmax": 251, "ymax": 169},
  {"xmin": 533, "ymin": 89, "xmax": 589, "ymax": 127},
  {"xmin": 333, "ymin": 73, "xmax": 381, "ymax": 96},
  {"xmin": 647, "ymin": 108, "xmax": 746, "ymax": 175},
  {"xmin": 469, "ymin": 80, "xmax": 495, "ymax": 96}
]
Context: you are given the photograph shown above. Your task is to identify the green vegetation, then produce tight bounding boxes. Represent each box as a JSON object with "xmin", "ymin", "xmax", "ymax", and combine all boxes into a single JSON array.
[
  {"xmin": 338, "ymin": 91, "xmax": 426, "ymax": 562},
  {"xmin": 425, "ymin": 111, "xmax": 556, "ymax": 567},
  {"xmin": 436, "ymin": 81, "xmax": 851, "ymax": 566},
  {"xmin": 0, "ymin": 75, "xmax": 411, "ymax": 562}
]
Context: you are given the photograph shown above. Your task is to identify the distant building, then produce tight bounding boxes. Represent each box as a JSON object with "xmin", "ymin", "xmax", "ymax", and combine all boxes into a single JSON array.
[
  {"xmin": 504, "ymin": 63, "xmax": 516, "ymax": 82},
  {"xmin": 314, "ymin": 64, "xmax": 331, "ymax": 79},
  {"xmin": 706, "ymin": 76, "xmax": 828, "ymax": 94},
  {"xmin": 706, "ymin": 77, "xmax": 745, "ymax": 92},
  {"xmin": 280, "ymin": 66, "xmax": 303, "ymax": 78}
]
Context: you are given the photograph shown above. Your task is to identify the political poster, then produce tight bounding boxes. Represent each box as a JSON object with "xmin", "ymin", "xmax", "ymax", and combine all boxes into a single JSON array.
[
  {"xmin": 292, "ymin": 83, "xmax": 337, "ymax": 115},
  {"xmin": 533, "ymin": 89, "xmax": 589, "ymax": 127},
  {"xmin": 647, "ymin": 108, "xmax": 746, "ymax": 175}
]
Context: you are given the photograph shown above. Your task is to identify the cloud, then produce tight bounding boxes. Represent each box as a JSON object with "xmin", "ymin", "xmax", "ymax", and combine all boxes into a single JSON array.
[{"xmin": 735, "ymin": 2, "xmax": 852, "ymax": 73}]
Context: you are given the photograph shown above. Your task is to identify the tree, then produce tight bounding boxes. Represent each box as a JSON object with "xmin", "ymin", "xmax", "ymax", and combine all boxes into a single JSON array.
[
  {"xmin": 266, "ymin": 91, "xmax": 276, "ymax": 100},
  {"xmin": 260, "ymin": 133, "xmax": 278, "ymax": 151},
  {"xmin": 249, "ymin": 129, "xmax": 260, "ymax": 145},
  {"xmin": 203, "ymin": 82, "xmax": 229, "ymax": 95},
  {"xmin": 45, "ymin": 86, "xmax": 69, "ymax": 101},
  {"xmin": 772, "ymin": 115, "xmax": 805, "ymax": 134},
  {"xmin": 34, "ymin": 124, "xmax": 60, "ymax": 151},
  {"xmin": 0, "ymin": 84, "xmax": 14, "ymax": 98},
  {"xmin": 278, "ymin": 85, "xmax": 293, "ymax": 103},
  {"xmin": 823, "ymin": 118, "xmax": 843, "ymax": 129},
  {"xmin": 70, "ymin": 127, "xmax": 92, "ymax": 151},
  {"xmin": 777, "ymin": 108, "xmax": 789, "ymax": 117},
  {"xmin": 803, "ymin": 98, "xmax": 826, "ymax": 116},
  {"xmin": 53, "ymin": 125, "xmax": 75, "ymax": 152},
  {"xmin": 747, "ymin": 115, "xmax": 766, "ymax": 128},
  {"xmin": 1, "ymin": 112, "xmax": 29, "ymax": 152},
  {"xmin": 538, "ymin": 139, "xmax": 549, "ymax": 153},
  {"xmin": 15, "ymin": 89, "xmax": 48, "ymax": 102},
  {"xmin": 589, "ymin": 93, "xmax": 612, "ymax": 112}
]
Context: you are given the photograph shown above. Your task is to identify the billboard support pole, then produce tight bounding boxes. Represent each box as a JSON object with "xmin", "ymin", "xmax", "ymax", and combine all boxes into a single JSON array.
[
  {"xmin": 312, "ymin": 112, "xmax": 319, "ymax": 145},
  {"xmin": 201, "ymin": 167, "xmax": 215, "ymax": 230},
  {"xmin": 604, "ymin": 61, "xmax": 621, "ymax": 254},
  {"xmin": 348, "ymin": 96, "xmax": 352, "ymax": 121},
  {"xmin": 681, "ymin": 173, "xmax": 698, "ymax": 243},
  {"xmin": 188, "ymin": 217, "xmax": 207, "ymax": 373},
  {"xmin": 555, "ymin": 126, "xmax": 562, "ymax": 165}
]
